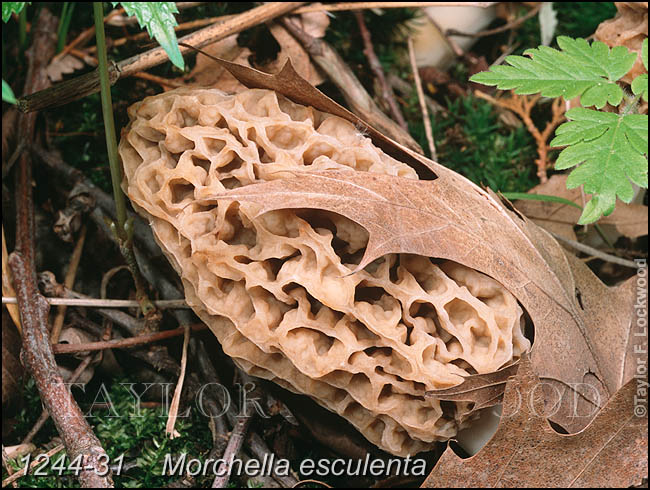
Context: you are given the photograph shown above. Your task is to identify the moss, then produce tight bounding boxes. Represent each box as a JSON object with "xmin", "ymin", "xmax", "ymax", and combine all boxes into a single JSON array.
[
  {"xmin": 409, "ymin": 95, "xmax": 538, "ymax": 193},
  {"xmin": 4, "ymin": 377, "xmax": 214, "ymax": 488}
]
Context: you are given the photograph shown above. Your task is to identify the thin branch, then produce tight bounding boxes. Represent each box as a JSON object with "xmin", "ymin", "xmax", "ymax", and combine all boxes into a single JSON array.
[
  {"xmin": 3, "ymin": 296, "xmax": 189, "ymax": 308},
  {"xmin": 132, "ymin": 71, "xmax": 187, "ymax": 89},
  {"xmin": 354, "ymin": 10, "xmax": 408, "ymax": 131},
  {"xmin": 21, "ymin": 356, "xmax": 94, "ymax": 445},
  {"xmin": 212, "ymin": 416, "xmax": 255, "ymax": 488},
  {"xmin": 51, "ymin": 324, "xmax": 207, "ymax": 355},
  {"xmin": 387, "ymin": 73, "xmax": 447, "ymax": 115},
  {"xmin": 549, "ymin": 232, "xmax": 639, "ymax": 269},
  {"xmin": 280, "ymin": 16, "xmax": 422, "ymax": 152},
  {"xmin": 408, "ymin": 37, "xmax": 437, "ymax": 160},
  {"xmin": 446, "ymin": 3, "xmax": 542, "ymax": 38},
  {"xmin": 8, "ymin": 9, "xmax": 113, "ymax": 487},
  {"xmin": 294, "ymin": 2, "xmax": 497, "ymax": 14},
  {"xmin": 50, "ymin": 225, "xmax": 87, "ymax": 343},
  {"xmin": 1, "ymin": 445, "xmax": 64, "ymax": 488},
  {"xmin": 18, "ymin": 2, "xmax": 307, "ymax": 113},
  {"xmin": 422, "ymin": 9, "xmax": 464, "ymax": 58}
]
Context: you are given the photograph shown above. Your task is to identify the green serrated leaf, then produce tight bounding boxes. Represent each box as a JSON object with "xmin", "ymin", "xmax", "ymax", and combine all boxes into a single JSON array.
[
  {"xmin": 551, "ymin": 107, "xmax": 648, "ymax": 222},
  {"xmin": 470, "ymin": 36, "xmax": 637, "ymax": 108},
  {"xmin": 632, "ymin": 39, "xmax": 649, "ymax": 102},
  {"xmin": 116, "ymin": 2, "xmax": 184, "ymax": 70},
  {"xmin": 632, "ymin": 74, "xmax": 648, "ymax": 102},
  {"xmin": 2, "ymin": 79, "xmax": 16, "ymax": 104},
  {"xmin": 578, "ymin": 195, "xmax": 613, "ymax": 225},
  {"xmin": 2, "ymin": 2, "xmax": 27, "ymax": 22}
]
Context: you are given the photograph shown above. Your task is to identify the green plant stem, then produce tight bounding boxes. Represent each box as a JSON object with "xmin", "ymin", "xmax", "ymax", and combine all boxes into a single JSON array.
[
  {"xmin": 57, "ymin": 2, "xmax": 75, "ymax": 53},
  {"xmin": 93, "ymin": 1, "xmax": 127, "ymax": 238},
  {"xmin": 93, "ymin": 2, "xmax": 156, "ymax": 320}
]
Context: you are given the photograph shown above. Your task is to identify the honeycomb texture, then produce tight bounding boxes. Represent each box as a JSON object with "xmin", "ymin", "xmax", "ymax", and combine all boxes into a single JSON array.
[{"xmin": 119, "ymin": 88, "xmax": 530, "ymax": 456}]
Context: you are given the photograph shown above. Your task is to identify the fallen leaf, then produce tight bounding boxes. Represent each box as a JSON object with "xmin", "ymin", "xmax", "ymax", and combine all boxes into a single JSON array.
[
  {"xmin": 266, "ymin": 22, "xmax": 326, "ymax": 86},
  {"xmin": 199, "ymin": 168, "xmax": 639, "ymax": 433},
  {"xmin": 426, "ymin": 362, "xmax": 519, "ymax": 413},
  {"xmin": 181, "ymin": 34, "xmax": 252, "ymax": 93},
  {"xmin": 514, "ymin": 174, "xmax": 648, "ymax": 241},
  {"xmin": 422, "ymin": 354, "xmax": 648, "ymax": 488},
  {"xmin": 46, "ymin": 53, "xmax": 85, "ymax": 82}
]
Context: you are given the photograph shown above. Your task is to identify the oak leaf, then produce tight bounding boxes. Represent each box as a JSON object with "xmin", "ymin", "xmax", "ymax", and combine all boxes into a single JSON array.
[{"xmin": 422, "ymin": 354, "xmax": 648, "ymax": 488}]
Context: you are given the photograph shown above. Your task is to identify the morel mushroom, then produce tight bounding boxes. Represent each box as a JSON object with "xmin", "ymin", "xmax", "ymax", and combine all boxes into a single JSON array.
[{"xmin": 119, "ymin": 88, "xmax": 530, "ymax": 456}]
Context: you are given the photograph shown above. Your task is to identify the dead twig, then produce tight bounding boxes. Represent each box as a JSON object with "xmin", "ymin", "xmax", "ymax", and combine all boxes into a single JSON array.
[
  {"xmin": 50, "ymin": 225, "xmax": 87, "ymax": 343},
  {"xmin": 280, "ymin": 16, "xmax": 422, "ymax": 152},
  {"xmin": 18, "ymin": 3, "xmax": 307, "ymax": 113},
  {"xmin": 34, "ymin": 145, "xmax": 162, "ymax": 259},
  {"xmin": 21, "ymin": 356, "xmax": 94, "ymax": 446},
  {"xmin": 212, "ymin": 416, "xmax": 255, "ymax": 488},
  {"xmin": 52, "ymin": 324, "xmax": 207, "ymax": 355},
  {"xmin": 387, "ymin": 73, "xmax": 447, "ymax": 115},
  {"xmin": 475, "ymin": 91, "xmax": 565, "ymax": 182},
  {"xmin": 408, "ymin": 37, "xmax": 437, "ymax": 160},
  {"xmin": 294, "ymin": 2, "xmax": 496, "ymax": 14},
  {"xmin": 422, "ymin": 9, "xmax": 464, "ymax": 58},
  {"xmin": 3, "ymin": 296, "xmax": 189, "ymax": 308},
  {"xmin": 1, "ymin": 446, "xmax": 18, "ymax": 489},
  {"xmin": 1, "ymin": 444, "xmax": 64, "ymax": 488},
  {"xmin": 8, "ymin": 9, "xmax": 113, "ymax": 487},
  {"xmin": 446, "ymin": 3, "xmax": 542, "ymax": 38},
  {"xmin": 354, "ymin": 10, "xmax": 408, "ymax": 131},
  {"xmin": 132, "ymin": 71, "xmax": 187, "ymax": 90},
  {"xmin": 549, "ymin": 232, "xmax": 640, "ymax": 269}
]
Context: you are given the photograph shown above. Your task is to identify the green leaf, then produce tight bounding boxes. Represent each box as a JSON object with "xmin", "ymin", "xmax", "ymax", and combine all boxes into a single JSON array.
[
  {"xmin": 2, "ymin": 79, "xmax": 16, "ymax": 104},
  {"xmin": 470, "ymin": 36, "xmax": 637, "ymax": 109},
  {"xmin": 551, "ymin": 107, "xmax": 648, "ymax": 224},
  {"xmin": 632, "ymin": 39, "xmax": 648, "ymax": 102},
  {"xmin": 501, "ymin": 192, "xmax": 583, "ymax": 210},
  {"xmin": 2, "ymin": 2, "xmax": 27, "ymax": 22},
  {"xmin": 115, "ymin": 2, "xmax": 184, "ymax": 70},
  {"xmin": 632, "ymin": 73, "xmax": 648, "ymax": 102}
]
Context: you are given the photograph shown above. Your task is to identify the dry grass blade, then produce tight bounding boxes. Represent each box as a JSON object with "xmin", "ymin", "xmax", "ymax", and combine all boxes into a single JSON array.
[
  {"xmin": 50, "ymin": 225, "xmax": 86, "ymax": 343},
  {"xmin": 408, "ymin": 36, "xmax": 437, "ymax": 159},
  {"xmin": 165, "ymin": 325, "xmax": 191, "ymax": 439}
]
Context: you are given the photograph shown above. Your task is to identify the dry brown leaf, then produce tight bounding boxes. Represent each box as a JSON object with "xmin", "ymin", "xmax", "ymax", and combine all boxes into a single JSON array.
[
  {"xmin": 514, "ymin": 174, "xmax": 649, "ymax": 241},
  {"xmin": 426, "ymin": 362, "xmax": 519, "ymax": 414},
  {"xmin": 181, "ymin": 34, "xmax": 252, "ymax": 93},
  {"xmin": 200, "ymin": 168, "xmax": 638, "ymax": 433},
  {"xmin": 266, "ymin": 23, "xmax": 326, "ymax": 86},
  {"xmin": 594, "ymin": 2, "xmax": 648, "ymax": 84},
  {"xmin": 46, "ymin": 53, "xmax": 85, "ymax": 82},
  {"xmin": 422, "ymin": 354, "xmax": 648, "ymax": 488}
]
